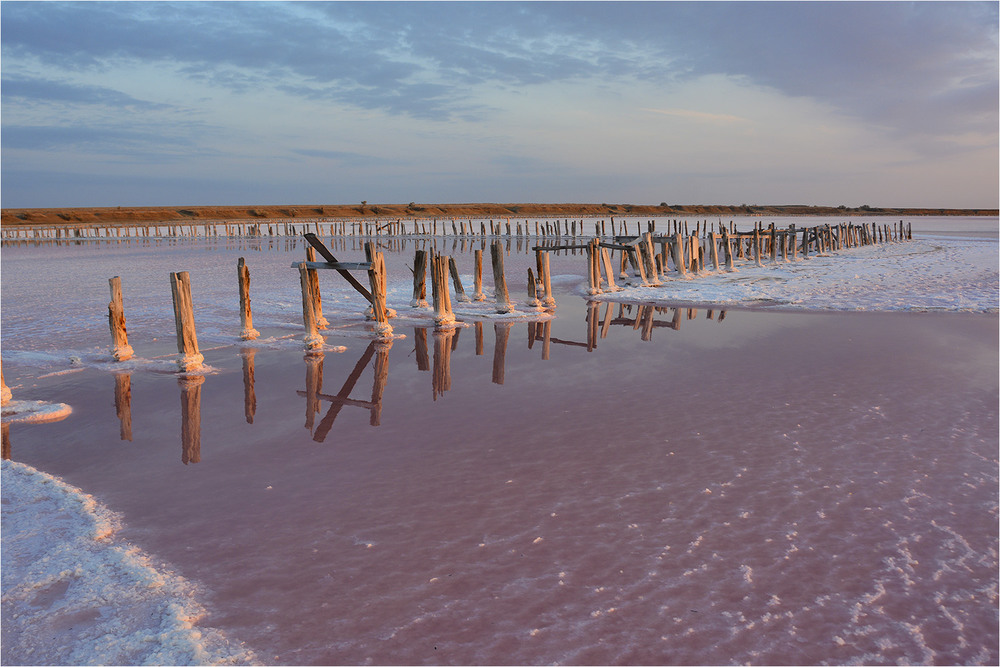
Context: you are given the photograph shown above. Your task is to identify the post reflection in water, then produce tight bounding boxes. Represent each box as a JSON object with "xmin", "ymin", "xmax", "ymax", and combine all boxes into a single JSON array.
[
  {"xmin": 301, "ymin": 340, "xmax": 390, "ymax": 442},
  {"xmin": 432, "ymin": 328, "xmax": 454, "ymax": 400},
  {"xmin": 179, "ymin": 375, "xmax": 205, "ymax": 464},
  {"xmin": 113, "ymin": 372, "xmax": 133, "ymax": 441},
  {"xmin": 413, "ymin": 328, "xmax": 430, "ymax": 371},
  {"xmin": 2, "ymin": 423, "xmax": 10, "ymax": 461},
  {"xmin": 304, "ymin": 352, "xmax": 324, "ymax": 433},
  {"xmin": 241, "ymin": 347, "xmax": 257, "ymax": 424},
  {"xmin": 492, "ymin": 322, "xmax": 512, "ymax": 385}
]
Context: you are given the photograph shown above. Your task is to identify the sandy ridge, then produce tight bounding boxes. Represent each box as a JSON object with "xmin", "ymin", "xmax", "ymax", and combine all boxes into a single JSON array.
[{"xmin": 3, "ymin": 202, "xmax": 995, "ymax": 227}]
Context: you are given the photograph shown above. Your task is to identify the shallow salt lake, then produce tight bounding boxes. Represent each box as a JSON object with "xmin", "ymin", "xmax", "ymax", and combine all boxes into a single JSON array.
[{"xmin": 2, "ymin": 225, "xmax": 998, "ymax": 665}]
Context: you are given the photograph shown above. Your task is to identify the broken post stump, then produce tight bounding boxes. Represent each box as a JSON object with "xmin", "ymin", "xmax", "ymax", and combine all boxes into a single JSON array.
[
  {"xmin": 491, "ymin": 241, "xmax": 514, "ymax": 313},
  {"xmin": 108, "ymin": 276, "xmax": 134, "ymax": 361},
  {"xmin": 169, "ymin": 271, "xmax": 204, "ymax": 371},
  {"xmin": 237, "ymin": 258, "xmax": 260, "ymax": 340},
  {"xmin": 448, "ymin": 256, "xmax": 470, "ymax": 302}
]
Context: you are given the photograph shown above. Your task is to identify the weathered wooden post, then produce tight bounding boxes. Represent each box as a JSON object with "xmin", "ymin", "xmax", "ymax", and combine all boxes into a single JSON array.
[
  {"xmin": 472, "ymin": 249, "xmax": 486, "ymax": 301},
  {"xmin": 600, "ymin": 247, "xmax": 620, "ymax": 291},
  {"xmin": 709, "ymin": 232, "xmax": 720, "ymax": 271},
  {"xmin": 169, "ymin": 271, "xmax": 204, "ymax": 371},
  {"xmin": 107, "ymin": 276, "xmax": 134, "ymax": 361},
  {"xmin": 491, "ymin": 240, "xmax": 514, "ymax": 313},
  {"xmin": 752, "ymin": 228, "xmax": 764, "ymax": 267},
  {"xmin": 410, "ymin": 249, "xmax": 429, "ymax": 307},
  {"xmin": 539, "ymin": 251, "xmax": 555, "ymax": 306},
  {"xmin": 769, "ymin": 225, "xmax": 778, "ymax": 264},
  {"xmin": 672, "ymin": 231, "xmax": 688, "ymax": 277},
  {"xmin": 527, "ymin": 268, "xmax": 542, "ymax": 307},
  {"xmin": 297, "ymin": 264, "xmax": 324, "ymax": 351},
  {"xmin": 305, "ymin": 247, "xmax": 329, "ymax": 329},
  {"xmin": 721, "ymin": 227, "xmax": 735, "ymax": 271},
  {"xmin": 448, "ymin": 256, "xmax": 470, "ymax": 302},
  {"xmin": 431, "ymin": 253, "xmax": 456, "ymax": 325},
  {"xmin": 1, "ymin": 358, "xmax": 11, "ymax": 406},
  {"xmin": 237, "ymin": 258, "xmax": 260, "ymax": 340},
  {"xmin": 586, "ymin": 239, "xmax": 601, "ymax": 294},
  {"xmin": 643, "ymin": 233, "xmax": 661, "ymax": 284},
  {"xmin": 365, "ymin": 244, "xmax": 393, "ymax": 338}
]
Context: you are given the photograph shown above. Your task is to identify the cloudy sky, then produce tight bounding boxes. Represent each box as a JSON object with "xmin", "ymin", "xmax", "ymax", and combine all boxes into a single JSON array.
[{"xmin": 2, "ymin": 1, "xmax": 997, "ymax": 209}]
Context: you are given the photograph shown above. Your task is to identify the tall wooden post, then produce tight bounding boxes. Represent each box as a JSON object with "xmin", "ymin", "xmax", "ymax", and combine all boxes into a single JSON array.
[
  {"xmin": 527, "ymin": 268, "xmax": 542, "ymax": 307},
  {"xmin": 600, "ymin": 247, "xmax": 619, "ymax": 291},
  {"xmin": 305, "ymin": 247, "xmax": 328, "ymax": 329},
  {"xmin": 297, "ymin": 264, "xmax": 324, "ymax": 350},
  {"xmin": 491, "ymin": 240, "xmax": 514, "ymax": 313},
  {"xmin": 169, "ymin": 271, "xmax": 204, "ymax": 371},
  {"xmin": 672, "ymin": 232, "xmax": 688, "ymax": 277},
  {"xmin": 448, "ymin": 256, "xmax": 470, "ymax": 302},
  {"xmin": 411, "ymin": 249, "xmax": 429, "ymax": 307},
  {"xmin": 473, "ymin": 249, "xmax": 487, "ymax": 301},
  {"xmin": 365, "ymin": 245, "xmax": 393, "ymax": 338},
  {"xmin": 237, "ymin": 258, "xmax": 260, "ymax": 340},
  {"xmin": 431, "ymin": 254, "xmax": 455, "ymax": 326},
  {"xmin": 108, "ymin": 276, "xmax": 134, "ymax": 361},
  {"xmin": 0, "ymin": 358, "xmax": 10, "ymax": 406}
]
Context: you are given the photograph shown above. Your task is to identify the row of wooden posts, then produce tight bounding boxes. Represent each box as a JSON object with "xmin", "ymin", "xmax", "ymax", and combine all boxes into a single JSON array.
[
  {"xmin": 580, "ymin": 221, "xmax": 913, "ymax": 293},
  {"xmin": 1, "ymin": 216, "xmax": 911, "ymax": 244}
]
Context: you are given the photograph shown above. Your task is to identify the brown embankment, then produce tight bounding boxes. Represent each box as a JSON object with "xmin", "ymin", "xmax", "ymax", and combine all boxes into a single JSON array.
[{"xmin": 1, "ymin": 203, "xmax": 995, "ymax": 228}]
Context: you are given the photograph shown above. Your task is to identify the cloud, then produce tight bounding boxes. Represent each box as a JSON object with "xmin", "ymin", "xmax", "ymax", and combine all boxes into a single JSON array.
[
  {"xmin": 2, "ymin": 76, "xmax": 171, "ymax": 109},
  {"xmin": 641, "ymin": 107, "xmax": 750, "ymax": 125}
]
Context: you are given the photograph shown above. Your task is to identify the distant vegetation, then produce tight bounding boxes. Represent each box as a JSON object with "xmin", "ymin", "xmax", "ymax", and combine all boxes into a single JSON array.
[{"xmin": 1, "ymin": 202, "xmax": 995, "ymax": 226}]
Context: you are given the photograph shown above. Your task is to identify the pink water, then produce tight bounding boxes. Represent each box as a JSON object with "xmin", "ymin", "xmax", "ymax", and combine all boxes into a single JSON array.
[{"xmin": 2, "ymin": 235, "xmax": 997, "ymax": 665}]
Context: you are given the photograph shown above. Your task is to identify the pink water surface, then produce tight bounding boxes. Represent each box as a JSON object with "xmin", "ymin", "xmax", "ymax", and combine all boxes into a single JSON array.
[{"xmin": 4, "ymin": 298, "xmax": 996, "ymax": 665}]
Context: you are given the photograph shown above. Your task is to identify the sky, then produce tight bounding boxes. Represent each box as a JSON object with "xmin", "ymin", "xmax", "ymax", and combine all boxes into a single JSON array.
[{"xmin": 1, "ymin": 1, "xmax": 997, "ymax": 209}]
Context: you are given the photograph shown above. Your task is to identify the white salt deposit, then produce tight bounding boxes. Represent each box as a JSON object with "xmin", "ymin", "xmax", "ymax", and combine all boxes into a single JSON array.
[
  {"xmin": 1, "ymin": 400, "xmax": 72, "ymax": 424},
  {"xmin": 588, "ymin": 235, "xmax": 998, "ymax": 313},
  {"xmin": 1, "ymin": 461, "xmax": 258, "ymax": 666}
]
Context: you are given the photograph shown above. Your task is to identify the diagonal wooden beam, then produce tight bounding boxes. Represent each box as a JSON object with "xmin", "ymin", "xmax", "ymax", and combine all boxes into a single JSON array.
[{"xmin": 303, "ymin": 233, "xmax": 373, "ymax": 303}]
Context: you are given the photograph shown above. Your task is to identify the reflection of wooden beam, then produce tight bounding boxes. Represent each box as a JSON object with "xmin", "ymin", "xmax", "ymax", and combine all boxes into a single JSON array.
[{"xmin": 310, "ymin": 342, "xmax": 377, "ymax": 442}]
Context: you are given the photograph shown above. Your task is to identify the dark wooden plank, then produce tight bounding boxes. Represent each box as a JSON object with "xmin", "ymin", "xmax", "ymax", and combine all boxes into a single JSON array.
[{"xmin": 302, "ymin": 233, "xmax": 373, "ymax": 302}]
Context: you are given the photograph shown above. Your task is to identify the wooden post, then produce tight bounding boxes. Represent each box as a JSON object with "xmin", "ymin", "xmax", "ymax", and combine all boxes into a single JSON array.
[
  {"xmin": 297, "ymin": 264, "xmax": 324, "ymax": 350},
  {"xmin": 586, "ymin": 239, "xmax": 601, "ymax": 294},
  {"xmin": 721, "ymin": 227, "xmax": 735, "ymax": 271},
  {"xmin": 305, "ymin": 247, "xmax": 328, "ymax": 329},
  {"xmin": 0, "ymin": 358, "xmax": 10, "ymax": 406},
  {"xmin": 169, "ymin": 271, "xmax": 204, "ymax": 371},
  {"xmin": 179, "ymin": 375, "xmax": 204, "ymax": 464},
  {"xmin": 237, "ymin": 258, "xmax": 260, "ymax": 340},
  {"xmin": 752, "ymin": 229, "xmax": 764, "ymax": 267},
  {"xmin": 527, "ymin": 268, "xmax": 542, "ymax": 307},
  {"xmin": 108, "ymin": 276, "xmax": 134, "ymax": 361},
  {"xmin": 365, "ymin": 244, "xmax": 393, "ymax": 337},
  {"xmin": 709, "ymin": 232, "xmax": 720, "ymax": 271},
  {"xmin": 491, "ymin": 240, "xmax": 514, "ymax": 313},
  {"xmin": 473, "ymin": 249, "xmax": 486, "ymax": 301},
  {"xmin": 411, "ymin": 249, "xmax": 429, "ymax": 307},
  {"xmin": 448, "ymin": 256, "xmax": 470, "ymax": 302},
  {"xmin": 113, "ymin": 372, "xmax": 133, "ymax": 441},
  {"xmin": 672, "ymin": 232, "xmax": 688, "ymax": 277},
  {"xmin": 431, "ymin": 253, "xmax": 455, "ymax": 325},
  {"xmin": 240, "ymin": 347, "xmax": 257, "ymax": 423},
  {"xmin": 600, "ymin": 247, "xmax": 619, "ymax": 291},
  {"xmin": 643, "ymin": 233, "xmax": 661, "ymax": 284}
]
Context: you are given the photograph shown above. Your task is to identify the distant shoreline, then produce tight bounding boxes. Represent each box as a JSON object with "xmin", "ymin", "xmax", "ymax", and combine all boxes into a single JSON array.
[{"xmin": 2, "ymin": 202, "xmax": 996, "ymax": 227}]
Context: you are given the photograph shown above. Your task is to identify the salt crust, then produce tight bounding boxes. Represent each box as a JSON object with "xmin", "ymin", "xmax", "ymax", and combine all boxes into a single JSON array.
[{"xmin": 1, "ymin": 460, "xmax": 259, "ymax": 666}]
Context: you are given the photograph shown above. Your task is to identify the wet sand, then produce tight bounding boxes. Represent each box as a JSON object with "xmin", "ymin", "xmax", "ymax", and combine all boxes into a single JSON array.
[{"xmin": 3, "ymin": 297, "xmax": 997, "ymax": 665}]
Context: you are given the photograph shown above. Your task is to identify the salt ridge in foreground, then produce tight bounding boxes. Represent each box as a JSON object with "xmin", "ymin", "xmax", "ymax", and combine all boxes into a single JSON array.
[{"xmin": 0, "ymin": 460, "xmax": 258, "ymax": 666}]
